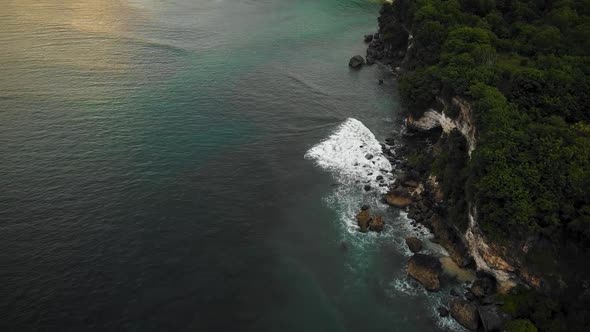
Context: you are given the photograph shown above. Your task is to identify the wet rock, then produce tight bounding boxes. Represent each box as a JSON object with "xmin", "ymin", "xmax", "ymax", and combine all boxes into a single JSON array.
[
  {"xmin": 384, "ymin": 189, "xmax": 413, "ymax": 208},
  {"xmin": 407, "ymin": 254, "xmax": 442, "ymax": 292},
  {"xmin": 450, "ymin": 298, "xmax": 480, "ymax": 331},
  {"xmin": 364, "ymin": 34, "xmax": 373, "ymax": 43},
  {"xmin": 376, "ymin": 175, "xmax": 384, "ymax": 181},
  {"xmin": 364, "ymin": 185, "xmax": 371, "ymax": 192},
  {"xmin": 378, "ymin": 79, "xmax": 384, "ymax": 85},
  {"xmin": 385, "ymin": 137, "xmax": 395, "ymax": 145},
  {"xmin": 356, "ymin": 209, "xmax": 371, "ymax": 233},
  {"xmin": 450, "ymin": 288, "xmax": 460, "ymax": 297},
  {"xmin": 438, "ymin": 306, "xmax": 449, "ymax": 318},
  {"xmin": 361, "ymin": 205, "xmax": 370, "ymax": 211},
  {"xmin": 405, "ymin": 236, "xmax": 423, "ymax": 253},
  {"xmin": 365, "ymin": 153, "xmax": 374, "ymax": 160},
  {"xmin": 348, "ymin": 55, "xmax": 365, "ymax": 68},
  {"xmin": 369, "ymin": 215, "xmax": 384, "ymax": 232}
]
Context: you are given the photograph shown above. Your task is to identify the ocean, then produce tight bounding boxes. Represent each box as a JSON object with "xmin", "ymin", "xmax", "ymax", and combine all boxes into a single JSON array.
[{"xmin": 0, "ymin": 1, "xmax": 460, "ymax": 331}]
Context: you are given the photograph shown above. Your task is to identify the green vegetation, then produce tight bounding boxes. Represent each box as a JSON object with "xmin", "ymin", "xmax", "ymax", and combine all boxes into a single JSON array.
[
  {"xmin": 383, "ymin": 0, "xmax": 590, "ymax": 330},
  {"xmin": 392, "ymin": 0, "xmax": 590, "ymax": 244},
  {"xmin": 505, "ymin": 319, "xmax": 538, "ymax": 332}
]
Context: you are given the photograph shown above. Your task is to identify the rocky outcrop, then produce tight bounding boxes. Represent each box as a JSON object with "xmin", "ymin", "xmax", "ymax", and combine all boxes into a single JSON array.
[
  {"xmin": 356, "ymin": 209, "xmax": 371, "ymax": 233},
  {"xmin": 405, "ymin": 236, "xmax": 422, "ymax": 253},
  {"xmin": 431, "ymin": 216, "xmax": 472, "ymax": 267},
  {"xmin": 356, "ymin": 207, "xmax": 384, "ymax": 233},
  {"xmin": 384, "ymin": 188, "xmax": 413, "ymax": 208},
  {"xmin": 470, "ymin": 273, "xmax": 497, "ymax": 298},
  {"xmin": 407, "ymin": 254, "xmax": 442, "ymax": 291},
  {"xmin": 450, "ymin": 298, "xmax": 480, "ymax": 331},
  {"xmin": 465, "ymin": 206, "xmax": 518, "ymax": 290},
  {"xmin": 369, "ymin": 215, "xmax": 384, "ymax": 232},
  {"xmin": 348, "ymin": 55, "xmax": 365, "ymax": 68},
  {"xmin": 478, "ymin": 305, "xmax": 506, "ymax": 331}
]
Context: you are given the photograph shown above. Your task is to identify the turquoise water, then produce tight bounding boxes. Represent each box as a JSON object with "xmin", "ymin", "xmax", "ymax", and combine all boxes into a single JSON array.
[{"xmin": 0, "ymin": 1, "xmax": 450, "ymax": 331}]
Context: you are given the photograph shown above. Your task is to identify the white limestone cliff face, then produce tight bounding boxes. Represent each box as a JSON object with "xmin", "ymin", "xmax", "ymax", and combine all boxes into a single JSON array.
[
  {"xmin": 407, "ymin": 97, "xmax": 477, "ymax": 156},
  {"xmin": 465, "ymin": 206, "xmax": 518, "ymax": 291},
  {"xmin": 407, "ymin": 97, "xmax": 532, "ymax": 291}
]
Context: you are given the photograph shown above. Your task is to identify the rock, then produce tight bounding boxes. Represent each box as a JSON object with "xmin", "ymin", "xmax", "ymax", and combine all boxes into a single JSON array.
[
  {"xmin": 407, "ymin": 254, "xmax": 442, "ymax": 292},
  {"xmin": 364, "ymin": 34, "xmax": 373, "ymax": 43},
  {"xmin": 378, "ymin": 79, "xmax": 384, "ymax": 85},
  {"xmin": 376, "ymin": 175, "xmax": 384, "ymax": 181},
  {"xmin": 369, "ymin": 215, "xmax": 384, "ymax": 232},
  {"xmin": 348, "ymin": 55, "xmax": 365, "ymax": 68},
  {"xmin": 373, "ymin": 32, "xmax": 380, "ymax": 40},
  {"xmin": 450, "ymin": 298, "xmax": 480, "ymax": 331},
  {"xmin": 481, "ymin": 295, "xmax": 503, "ymax": 305},
  {"xmin": 478, "ymin": 305, "xmax": 506, "ymax": 331},
  {"xmin": 361, "ymin": 205, "xmax": 370, "ymax": 211},
  {"xmin": 401, "ymin": 179, "xmax": 419, "ymax": 188},
  {"xmin": 364, "ymin": 185, "xmax": 371, "ymax": 192},
  {"xmin": 366, "ymin": 57, "xmax": 375, "ymax": 65},
  {"xmin": 407, "ymin": 110, "xmax": 443, "ymax": 132},
  {"xmin": 384, "ymin": 189, "xmax": 413, "ymax": 208},
  {"xmin": 385, "ymin": 138, "xmax": 395, "ymax": 145},
  {"xmin": 431, "ymin": 216, "xmax": 472, "ymax": 267},
  {"xmin": 450, "ymin": 288, "xmax": 460, "ymax": 297},
  {"xmin": 356, "ymin": 209, "xmax": 371, "ymax": 233},
  {"xmin": 471, "ymin": 273, "xmax": 497, "ymax": 298},
  {"xmin": 405, "ymin": 237, "xmax": 423, "ymax": 253},
  {"xmin": 438, "ymin": 308, "xmax": 451, "ymax": 319},
  {"xmin": 465, "ymin": 291, "xmax": 476, "ymax": 302},
  {"xmin": 365, "ymin": 153, "xmax": 374, "ymax": 160}
]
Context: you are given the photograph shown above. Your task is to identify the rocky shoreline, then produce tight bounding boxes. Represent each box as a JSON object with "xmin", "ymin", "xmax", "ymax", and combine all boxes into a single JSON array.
[
  {"xmin": 347, "ymin": 7, "xmax": 515, "ymax": 332},
  {"xmin": 353, "ymin": 126, "xmax": 508, "ymax": 331}
]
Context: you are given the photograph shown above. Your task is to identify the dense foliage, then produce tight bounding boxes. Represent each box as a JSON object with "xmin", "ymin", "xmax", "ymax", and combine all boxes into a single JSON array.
[
  {"xmin": 392, "ymin": 0, "xmax": 590, "ymax": 249},
  {"xmin": 385, "ymin": 0, "xmax": 590, "ymax": 330}
]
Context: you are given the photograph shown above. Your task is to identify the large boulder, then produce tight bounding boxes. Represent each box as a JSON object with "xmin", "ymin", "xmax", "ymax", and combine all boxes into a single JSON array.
[
  {"xmin": 384, "ymin": 189, "xmax": 413, "ymax": 208},
  {"xmin": 450, "ymin": 298, "xmax": 480, "ymax": 331},
  {"xmin": 369, "ymin": 215, "xmax": 384, "ymax": 232},
  {"xmin": 478, "ymin": 305, "xmax": 506, "ymax": 331},
  {"xmin": 405, "ymin": 236, "xmax": 423, "ymax": 253},
  {"xmin": 471, "ymin": 273, "xmax": 497, "ymax": 298},
  {"xmin": 356, "ymin": 209, "xmax": 371, "ymax": 233},
  {"xmin": 407, "ymin": 254, "xmax": 442, "ymax": 292},
  {"xmin": 348, "ymin": 55, "xmax": 365, "ymax": 68}
]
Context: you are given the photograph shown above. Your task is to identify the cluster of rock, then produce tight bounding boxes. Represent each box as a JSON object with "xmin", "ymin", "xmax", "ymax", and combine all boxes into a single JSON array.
[
  {"xmin": 364, "ymin": 32, "xmax": 385, "ymax": 65},
  {"xmin": 355, "ymin": 205, "xmax": 384, "ymax": 233},
  {"xmin": 445, "ymin": 274, "xmax": 508, "ymax": 331},
  {"xmin": 348, "ymin": 30, "xmax": 394, "ymax": 68}
]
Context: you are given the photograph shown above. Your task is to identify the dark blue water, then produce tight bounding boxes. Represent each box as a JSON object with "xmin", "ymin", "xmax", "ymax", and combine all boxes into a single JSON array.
[{"xmin": 0, "ymin": 1, "xmax": 454, "ymax": 331}]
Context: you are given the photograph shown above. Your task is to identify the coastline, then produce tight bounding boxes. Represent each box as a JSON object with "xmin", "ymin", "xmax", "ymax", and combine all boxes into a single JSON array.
[{"xmin": 348, "ymin": 3, "xmax": 515, "ymax": 331}]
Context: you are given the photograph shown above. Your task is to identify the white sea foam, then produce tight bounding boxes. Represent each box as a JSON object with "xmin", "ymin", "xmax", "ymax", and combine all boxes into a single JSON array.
[{"xmin": 305, "ymin": 118, "xmax": 393, "ymax": 194}]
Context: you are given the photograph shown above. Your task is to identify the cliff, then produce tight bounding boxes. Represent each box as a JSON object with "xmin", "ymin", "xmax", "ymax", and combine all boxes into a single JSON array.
[{"xmin": 374, "ymin": 0, "xmax": 590, "ymax": 330}]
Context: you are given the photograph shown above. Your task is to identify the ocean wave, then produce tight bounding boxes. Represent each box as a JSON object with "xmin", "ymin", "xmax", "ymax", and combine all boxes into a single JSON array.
[{"xmin": 305, "ymin": 118, "xmax": 393, "ymax": 194}]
